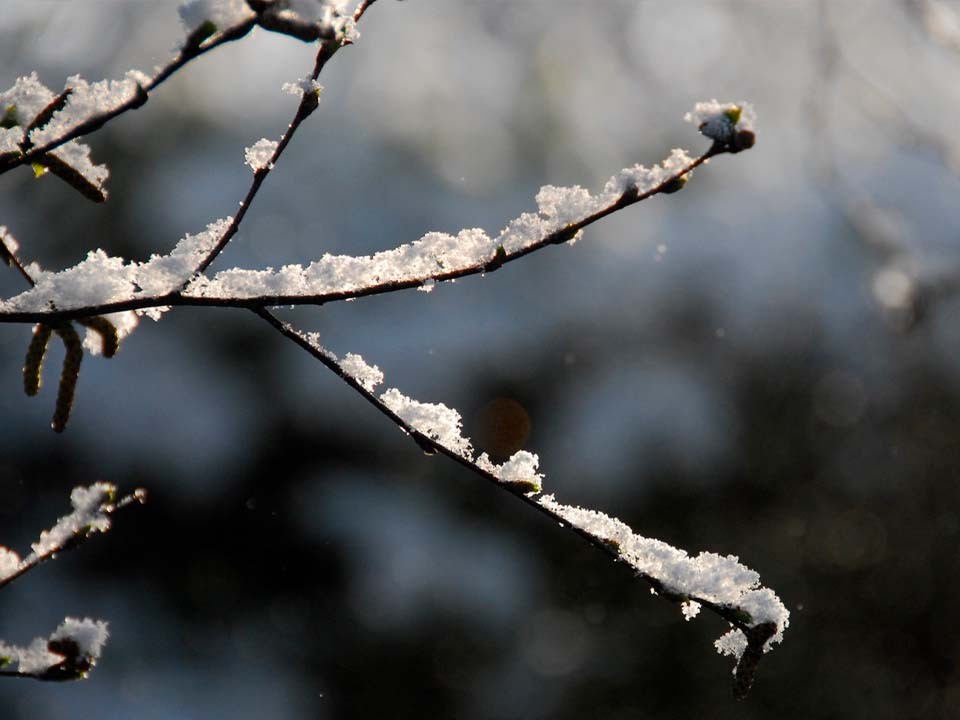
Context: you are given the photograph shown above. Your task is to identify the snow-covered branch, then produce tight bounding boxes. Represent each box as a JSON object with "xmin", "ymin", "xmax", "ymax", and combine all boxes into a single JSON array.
[
  {"xmin": 0, "ymin": 483, "xmax": 145, "ymax": 681},
  {"xmin": 0, "ymin": 107, "xmax": 751, "ymax": 325},
  {"xmin": 253, "ymin": 309, "xmax": 788, "ymax": 698},
  {"xmin": 0, "ymin": 1, "xmax": 361, "ymax": 184},
  {"xmin": 1, "ymin": 0, "xmax": 782, "ymax": 699}
]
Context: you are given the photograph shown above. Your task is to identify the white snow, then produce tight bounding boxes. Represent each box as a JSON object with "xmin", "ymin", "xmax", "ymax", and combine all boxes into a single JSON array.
[
  {"xmin": 81, "ymin": 311, "xmax": 139, "ymax": 356},
  {"xmin": 29, "ymin": 73, "xmax": 148, "ymax": 149},
  {"xmin": 0, "ymin": 72, "xmax": 148, "ymax": 201},
  {"xmin": 681, "ymin": 600, "xmax": 702, "ymax": 621},
  {"xmin": 380, "ymin": 387, "xmax": 473, "ymax": 458},
  {"xmin": 185, "ymin": 148, "xmax": 698, "ymax": 302},
  {"xmin": 244, "ymin": 138, "xmax": 278, "ymax": 172},
  {"xmin": 340, "ymin": 352, "xmax": 384, "ymax": 392},
  {"xmin": 0, "ymin": 123, "xmax": 709, "ymax": 316},
  {"xmin": 538, "ymin": 494, "xmax": 788, "ymax": 657},
  {"xmin": 49, "ymin": 618, "xmax": 109, "ymax": 659},
  {"xmin": 29, "ymin": 482, "xmax": 116, "ymax": 558},
  {"xmin": 0, "ymin": 218, "xmax": 231, "ymax": 315},
  {"xmin": 477, "ymin": 450, "xmax": 543, "ymax": 491},
  {"xmin": 282, "ymin": 77, "xmax": 323, "ymax": 97}
]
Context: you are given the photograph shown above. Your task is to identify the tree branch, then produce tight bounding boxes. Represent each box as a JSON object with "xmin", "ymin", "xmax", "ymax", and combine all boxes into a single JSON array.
[{"xmin": 0, "ymin": 143, "xmax": 729, "ymax": 325}]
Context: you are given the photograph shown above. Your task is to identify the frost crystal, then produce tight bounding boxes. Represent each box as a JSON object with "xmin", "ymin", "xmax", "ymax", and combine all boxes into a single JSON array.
[
  {"xmin": 380, "ymin": 388, "xmax": 473, "ymax": 458},
  {"xmin": 684, "ymin": 99, "xmax": 756, "ymax": 143},
  {"xmin": 244, "ymin": 138, "xmax": 279, "ymax": 172},
  {"xmin": 340, "ymin": 352, "xmax": 384, "ymax": 392},
  {"xmin": 30, "ymin": 482, "xmax": 116, "ymax": 558}
]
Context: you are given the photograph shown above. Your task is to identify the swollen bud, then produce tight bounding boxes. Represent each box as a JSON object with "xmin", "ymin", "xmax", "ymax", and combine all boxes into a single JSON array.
[
  {"xmin": 729, "ymin": 129, "xmax": 756, "ymax": 154},
  {"xmin": 659, "ymin": 175, "xmax": 688, "ymax": 195}
]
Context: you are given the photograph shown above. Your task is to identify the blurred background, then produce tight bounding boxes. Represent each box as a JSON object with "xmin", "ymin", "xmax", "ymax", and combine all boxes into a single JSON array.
[{"xmin": 1, "ymin": 1, "xmax": 959, "ymax": 717}]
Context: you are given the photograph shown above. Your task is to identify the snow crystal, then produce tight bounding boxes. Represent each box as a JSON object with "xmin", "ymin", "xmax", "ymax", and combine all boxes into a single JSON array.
[
  {"xmin": 0, "ymin": 547, "xmax": 20, "ymax": 581},
  {"xmin": 681, "ymin": 600, "xmax": 702, "ymax": 621},
  {"xmin": 29, "ymin": 73, "xmax": 148, "ymax": 149},
  {"xmin": 340, "ymin": 352, "xmax": 384, "ymax": 392},
  {"xmin": 478, "ymin": 450, "xmax": 543, "ymax": 491},
  {"xmin": 0, "ymin": 127, "xmax": 21, "ymax": 155},
  {"xmin": 138, "ymin": 217, "xmax": 230, "ymax": 295},
  {"xmin": 8, "ymin": 249, "xmax": 133, "ymax": 313},
  {"xmin": 0, "ymin": 72, "xmax": 55, "ymax": 128},
  {"xmin": 603, "ymin": 148, "xmax": 695, "ymax": 198},
  {"xmin": 715, "ymin": 628, "xmax": 748, "ymax": 658},
  {"xmin": 30, "ymin": 482, "xmax": 115, "ymax": 558},
  {"xmin": 244, "ymin": 138, "xmax": 278, "ymax": 172},
  {"xmin": 684, "ymin": 99, "xmax": 756, "ymax": 143},
  {"xmin": 380, "ymin": 387, "xmax": 473, "ymax": 458},
  {"xmin": 282, "ymin": 76, "xmax": 324, "ymax": 97},
  {"xmin": 178, "ymin": 0, "xmax": 255, "ymax": 34},
  {"xmin": 536, "ymin": 184, "xmax": 603, "ymax": 233},
  {"xmin": 49, "ymin": 618, "xmax": 109, "ymax": 659}
]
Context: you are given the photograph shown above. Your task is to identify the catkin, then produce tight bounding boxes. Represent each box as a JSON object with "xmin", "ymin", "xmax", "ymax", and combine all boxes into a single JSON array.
[
  {"xmin": 78, "ymin": 316, "xmax": 119, "ymax": 358},
  {"xmin": 23, "ymin": 323, "xmax": 52, "ymax": 396},
  {"xmin": 51, "ymin": 324, "xmax": 83, "ymax": 433}
]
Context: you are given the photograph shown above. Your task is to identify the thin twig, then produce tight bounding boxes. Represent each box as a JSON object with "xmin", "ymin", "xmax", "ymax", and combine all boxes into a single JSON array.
[
  {"xmin": 354, "ymin": 0, "xmax": 380, "ymax": 22},
  {"xmin": 189, "ymin": 7, "xmax": 378, "ymax": 279}
]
